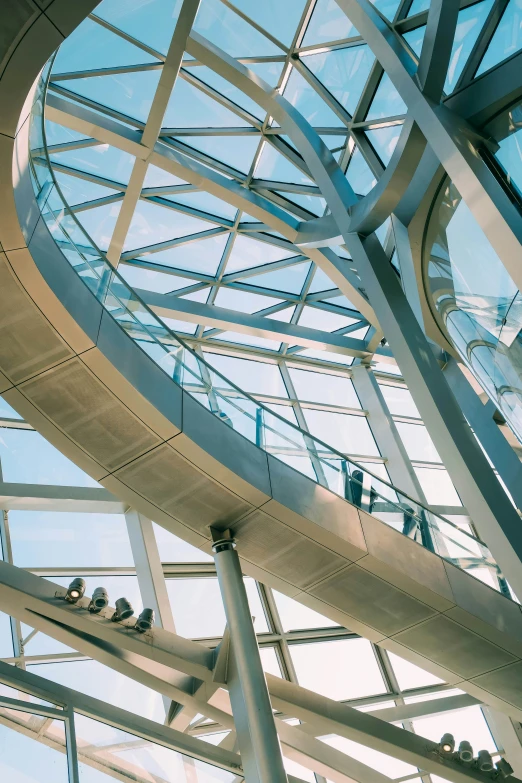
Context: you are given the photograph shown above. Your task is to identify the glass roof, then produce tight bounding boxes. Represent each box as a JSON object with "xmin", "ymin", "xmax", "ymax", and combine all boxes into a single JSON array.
[
  {"xmin": 39, "ymin": 0, "xmax": 515, "ymax": 374},
  {"xmin": 6, "ymin": 0, "xmax": 522, "ymax": 779}
]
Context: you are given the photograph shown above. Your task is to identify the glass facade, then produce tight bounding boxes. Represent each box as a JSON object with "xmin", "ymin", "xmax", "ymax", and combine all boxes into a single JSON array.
[{"xmin": 1, "ymin": 0, "xmax": 522, "ymax": 781}]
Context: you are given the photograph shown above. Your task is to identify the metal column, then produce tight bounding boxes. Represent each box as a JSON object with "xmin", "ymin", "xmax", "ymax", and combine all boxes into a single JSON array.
[{"xmin": 211, "ymin": 529, "xmax": 288, "ymax": 783}]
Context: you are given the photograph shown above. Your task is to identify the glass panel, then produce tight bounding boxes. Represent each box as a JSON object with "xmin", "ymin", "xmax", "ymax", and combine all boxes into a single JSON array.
[
  {"xmin": 396, "ymin": 422, "xmax": 442, "ymax": 463},
  {"xmin": 387, "ymin": 652, "xmax": 444, "ymax": 690},
  {"xmin": 365, "ymin": 124, "xmax": 402, "ymax": 166},
  {"xmin": 0, "ymin": 714, "xmax": 69, "ymax": 782},
  {"xmin": 29, "ymin": 660, "xmax": 166, "ymax": 722},
  {"xmin": 193, "ymin": 0, "xmax": 283, "ymax": 56},
  {"xmin": 166, "ymin": 577, "xmax": 269, "ymax": 637},
  {"xmin": 0, "ymin": 611, "xmax": 13, "ymax": 658},
  {"xmin": 9, "ymin": 511, "xmax": 133, "ymax": 568},
  {"xmin": 259, "ymin": 646, "xmax": 283, "ymax": 677},
  {"xmin": 321, "ymin": 734, "xmax": 419, "ymax": 778},
  {"xmin": 302, "ymin": 0, "xmax": 359, "ymax": 45},
  {"xmin": 290, "ymin": 638, "xmax": 386, "ymax": 700},
  {"xmin": 366, "ymin": 72, "xmax": 407, "ymax": 119},
  {"xmin": 415, "ymin": 467, "xmax": 461, "ymax": 506},
  {"xmin": 153, "ymin": 523, "xmax": 213, "ymax": 562},
  {"xmin": 412, "ymin": 705, "xmax": 496, "ymax": 752},
  {"xmin": 379, "ymin": 384, "xmax": 420, "ymax": 417},
  {"xmin": 288, "ymin": 368, "xmax": 361, "ymax": 407},
  {"xmin": 302, "ymin": 45, "xmax": 375, "ymax": 116},
  {"xmin": 0, "ymin": 429, "xmax": 99, "ymax": 487},
  {"xmin": 445, "ymin": 0, "xmax": 495, "ymax": 92},
  {"xmin": 303, "ymin": 409, "xmax": 380, "ymax": 456},
  {"xmin": 273, "ymin": 591, "xmax": 339, "ymax": 631},
  {"xmin": 75, "ymin": 713, "xmax": 237, "ymax": 782},
  {"xmin": 477, "ymin": 0, "xmax": 522, "ymax": 75}
]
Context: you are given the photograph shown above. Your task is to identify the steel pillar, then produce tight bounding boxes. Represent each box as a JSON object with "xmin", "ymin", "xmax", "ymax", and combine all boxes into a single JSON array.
[
  {"xmin": 211, "ymin": 529, "xmax": 288, "ymax": 783},
  {"xmin": 443, "ymin": 358, "xmax": 522, "ymax": 512}
]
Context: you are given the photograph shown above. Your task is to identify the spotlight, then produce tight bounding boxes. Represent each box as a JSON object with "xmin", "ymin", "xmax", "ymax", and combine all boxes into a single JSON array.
[
  {"xmin": 440, "ymin": 733, "xmax": 455, "ymax": 755},
  {"xmin": 65, "ymin": 578, "xmax": 85, "ymax": 604},
  {"xmin": 477, "ymin": 750, "xmax": 494, "ymax": 772},
  {"xmin": 135, "ymin": 608, "xmax": 155, "ymax": 633},
  {"xmin": 111, "ymin": 597, "xmax": 134, "ymax": 622},
  {"xmin": 459, "ymin": 740, "xmax": 474, "ymax": 763},
  {"xmin": 496, "ymin": 758, "xmax": 514, "ymax": 778},
  {"xmin": 89, "ymin": 587, "xmax": 108, "ymax": 614}
]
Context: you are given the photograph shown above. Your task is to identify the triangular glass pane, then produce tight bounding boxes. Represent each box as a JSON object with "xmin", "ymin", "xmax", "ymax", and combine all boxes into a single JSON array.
[
  {"xmin": 50, "ymin": 145, "xmax": 136, "ymax": 185},
  {"xmin": 193, "ymin": 0, "xmax": 283, "ymax": 56},
  {"xmin": 124, "ymin": 201, "xmax": 216, "ymax": 251},
  {"xmin": 302, "ymin": 0, "xmax": 359, "ymax": 46},
  {"xmin": 214, "ymin": 287, "xmax": 284, "ymax": 312},
  {"xmin": 346, "ymin": 146, "xmax": 377, "ymax": 195},
  {"xmin": 52, "ymin": 18, "xmax": 160, "ymax": 75},
  {"xmin": 54, "ymin": 70, "xmax": 161, "ymax": 123},
  {"xmin": 255, "ymin": 142, "xmax": 313, "ymax": 185},
  {"xmin": 54, "ymin": 171, "xmax": 119, "ymax": 206},
  {"xmin": 229, "ymin": 0, "xmax": 307, "ymax": 45},
  {"xmin": 120, "ymin": 265, "xmax": 192, "ymax": 294},
  {"xmin": 445, "ymin": 0, "xmax": 495, "ymax": 92},
  {"xmin": 369, "ymin": 0, "xmax": 401, "ymax": 21},
  {"xmin": 477, "ymin": 0, "xmax": 521, "ymax": 76},
  {"xmin": 143, "ymin": 165, "xmax": 187, "ymax": 188},
  {"xmin": 163, "ymin": 78, "xmax": 252, "ymax": 128},
  {"xmin": 283, "ymin": 68, "xmax": 345, "ymax": 127},
  {"xmin": 403, "ymin": 26, "xmax": 426, "ymax": 58},
  {"xmin": 326, "ymin": 294, "xmax": 357, "ymax": 310},
  {"xmin": 366, "ymin": 72, "xmax": 407, "ymax": 119},
  {"xmin": 248, "ymin": 61, "xmax": 285, "ymax": 87},
  {"xmin": 44, "ymin": 120, "xmax": 89, "ymax": 147},
  {"xmin": 181, "ymin": 288, "xmax": 211, "ymax": 301},
  {"xmin": 242, "ymin": 262, "xmax": 311, "ymax": 294},
  {"xmin": 270, "ymin": 305, "xmax": 296, "ymax": 322},
  {"xmin": 225, "ymin": 234, "xmax": 296, "ymax": 273},
  {"xmin": 366, "ymin": 124, "xmax": 402, "ymax": 165},
  {"xmin": 163, "ymin": 190, "xmax": 238, "ymax": 221},
  {"xmin": 276, "ymin": 192, "xmax": 326, "ymax": 215},
  {"xmin": 95, "ymin": 0, "xmax": 185, "ymax": 56},
  {"xmin": 75, "ymin": 202, "xmax": 122, "ymax": 251},
  {"xmin": 308, "ymin": 266, "xmax": 338, "ymax": 293},
  {"xmin": 135, "ymin": 232, "xmax": 229, "ymax": 275},
  {"xmin": 408, "ymin": 0, "xmax": 429, "ymax": 15},
  {"xmin": 178, "ymin": 134, "xmax": 261, "ymax": 173},
  {"xmin": 302, "ymin": 45, "xmax": 374, "ymax": 116},
  {"xmin": 187, "ymin": 66, "xmax": 265, "ymax": 119}
]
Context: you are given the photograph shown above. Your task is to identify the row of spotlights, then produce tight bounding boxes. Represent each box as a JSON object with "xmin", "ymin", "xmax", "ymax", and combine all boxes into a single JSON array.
[
  {"xmin": 439, "ymin": 735, "xmax": 513, "ymax": 777},
  {"xmin": 64, "ymin": 579, "xmax": 155, "ymax": 633}
]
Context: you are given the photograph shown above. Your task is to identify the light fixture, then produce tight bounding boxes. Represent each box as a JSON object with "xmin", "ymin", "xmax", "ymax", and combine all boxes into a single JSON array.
[
  {"xmin": 111, "ymin": 597, "xmax": 134, "ymax": 622},
  {"xmin": 65, "ymin": 578, "xmax": 85, "ymax": 604},
  {"xmin": 135, "ymin": 608, "xmax": 155, "ymax": 633},
  {"xmin": 440, "ymin": 733, "xmax": 455, "ymax": 755},
  {"xmin": 459, "ymin": 740, "xmax": 473, "ymax": 763},
  {"xmin": 88, "ymin": 587, "xmax": 108, "ymax": 613},
  {"xmin": 477, "ymin": 750, "xmax": 494, "ymax": 772},
  {"xmin": 496, "ymin": 758, "xmax": 514, "ymax": 778}
]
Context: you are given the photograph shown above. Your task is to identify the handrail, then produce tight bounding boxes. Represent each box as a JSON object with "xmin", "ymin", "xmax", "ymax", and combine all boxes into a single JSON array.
[{"xmin": 28, "ymin": 59, "xmax": 513, "ymax": 600}]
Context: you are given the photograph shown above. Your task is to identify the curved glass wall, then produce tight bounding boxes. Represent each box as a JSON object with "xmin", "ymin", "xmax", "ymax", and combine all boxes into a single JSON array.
[{"xmin": 426, "ymin": 157, "xmax": 522, "ymax": 443}]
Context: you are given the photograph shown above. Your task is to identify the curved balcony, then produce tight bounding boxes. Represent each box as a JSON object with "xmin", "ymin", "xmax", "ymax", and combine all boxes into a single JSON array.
[{"xmin": 29, "ymin": 62, "xmax": 507, "ymax": 598}]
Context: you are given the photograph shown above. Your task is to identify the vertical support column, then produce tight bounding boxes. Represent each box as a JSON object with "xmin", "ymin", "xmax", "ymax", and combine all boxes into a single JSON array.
[
  {"xmin": 211, "ymin": 529, "xmax": 288, "ymax": 783},
  {"xmin": 443, "ymin": 358, "xmax": 522, "ymax": 511}
]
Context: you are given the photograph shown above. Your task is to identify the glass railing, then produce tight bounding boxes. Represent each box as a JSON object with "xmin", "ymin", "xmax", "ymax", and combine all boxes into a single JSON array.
[{"xmin": 28, "ymin": 65, "xmax": 513, "ymax": 600}]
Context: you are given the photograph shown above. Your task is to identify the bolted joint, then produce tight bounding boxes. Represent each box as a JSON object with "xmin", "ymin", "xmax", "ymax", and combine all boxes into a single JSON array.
[{"xmin": 210, "ymin": 527, "xmax": 236, "ymax": 554}]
